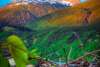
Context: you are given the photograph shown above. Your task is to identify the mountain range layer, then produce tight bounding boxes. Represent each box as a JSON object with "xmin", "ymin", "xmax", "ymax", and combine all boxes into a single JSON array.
[
  {"xmin": 24, "ymin": 0, "xmax": 100, "ymax": 31},
  {"xmin": 0, "ymin": 2, "xmax": 70, "ymax": 26}
]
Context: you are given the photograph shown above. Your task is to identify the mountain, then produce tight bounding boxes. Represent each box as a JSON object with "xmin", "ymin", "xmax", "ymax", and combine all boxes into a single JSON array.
[
  {"xmin": 0, "ymin": 3, "xmax": 53, "ymax": 26},
  {"xmin": 24, "ymin": 0, "xmax": 100, "ymax": 31},
  {"xmin": 29, "ymin": 0, "xmax": 80, "ymax": 6},
  {"xmin": 0, "ymin": 2, "xmax": 70, "ymax": 27},
  {"xmin": 0, "ymin": 0, "xmax": 100, "ymax": 65},
  {"xmin": 0, "ymin": 0, "xmax": 99, "ymax": 31}
]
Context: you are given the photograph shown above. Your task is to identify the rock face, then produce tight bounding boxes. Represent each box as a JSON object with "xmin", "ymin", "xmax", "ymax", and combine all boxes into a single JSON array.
[
  {"xmin": 0, "ymin": 4, "xmax": 55, "ymax": 26},
  {"xmin": 0, "ymin": 1, "xmax": 70, "ymax": 27}
]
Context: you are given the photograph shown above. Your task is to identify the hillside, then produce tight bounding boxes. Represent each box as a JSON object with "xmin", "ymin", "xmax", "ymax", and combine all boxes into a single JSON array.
[
  {"xmin": 0, "ymin": 2, "xmax": 66, "ymax": 26},
  {"xmin": 24, "ymin": 0, "xmax": 100, "ymax": 30}
]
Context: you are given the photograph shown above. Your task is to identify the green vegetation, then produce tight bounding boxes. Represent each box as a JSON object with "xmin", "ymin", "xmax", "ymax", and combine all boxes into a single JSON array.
[
  {"xmin": 0, "ymin": 49, "xmax": 10, "ymax": 67},
  {"xmin": 29, "ymin": 28, "xmax": 100, "ymax": 63},
  {"xmin": 0, "ymin": 35, "xmax": 39, "ymax": 67},
  {"xmin": 0, "ymin": 26, "xmax": 100, "ymax": 66}
]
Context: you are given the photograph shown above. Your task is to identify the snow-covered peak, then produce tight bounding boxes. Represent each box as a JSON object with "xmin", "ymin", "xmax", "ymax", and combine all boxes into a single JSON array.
[
  {"xmin": 13, "ymin": 0, "xmax": 72, "ymax": 6},
  {"xmin": 57, "ymin": 0, "xmax": 73, "ymax": 6},
  {"xmin": 30, "ymin": 0, "xmax": 73, "ymax": 6}
]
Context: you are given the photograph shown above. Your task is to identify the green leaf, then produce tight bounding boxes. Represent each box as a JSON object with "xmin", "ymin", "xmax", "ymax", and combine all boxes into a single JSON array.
[
  {"xmin": 6, "ymin": 35, "xmax": 28, "ymax": 67},
  {"xmin": 29, "ymin": 49, "xmax": 40, "ymax": 58}
]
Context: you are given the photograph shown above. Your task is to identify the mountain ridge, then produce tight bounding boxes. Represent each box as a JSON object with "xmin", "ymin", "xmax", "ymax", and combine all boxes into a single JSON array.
[{"xmin": 24, "ymin": 0, "xmax": 100, "ymax": 30}]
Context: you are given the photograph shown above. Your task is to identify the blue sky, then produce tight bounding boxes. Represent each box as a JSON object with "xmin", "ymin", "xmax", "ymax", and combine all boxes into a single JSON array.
[
  {"xmin": 0, "ymin": 0, "xmax": 11, "ymax": 7},
  {"xmin": 0, "ymin": 0, "xmax": 86, "ymax": 7}
]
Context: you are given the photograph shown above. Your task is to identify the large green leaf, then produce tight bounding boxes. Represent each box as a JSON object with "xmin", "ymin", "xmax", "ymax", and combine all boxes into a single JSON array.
[{"xmin": 6, "ymin": 35, "xmax": 28, "ymax": 67}]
